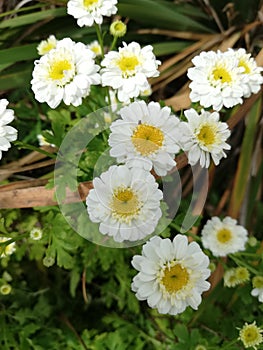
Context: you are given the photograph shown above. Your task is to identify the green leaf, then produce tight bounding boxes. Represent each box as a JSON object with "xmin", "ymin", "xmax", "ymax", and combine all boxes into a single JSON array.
[
  {"xmin": 118, "ymin": 0, "xmax": 214, "ymax": 33},
  {"xmin": 0, "ymin": 8, "xmax": 66, "ymax": 28},
  {"xmin": 0, "ymin": 44, "xmax": 37, "ymax": 71}
]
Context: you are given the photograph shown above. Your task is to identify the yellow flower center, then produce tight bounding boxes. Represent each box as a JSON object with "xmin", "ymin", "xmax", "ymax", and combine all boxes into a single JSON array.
[
  {"xmin": 239, "ymin": 58, "xmax": 251, "ymax": 74},
  {"xmin": 111, "ymin": 187, "xmax": 141, "ymax": 223},
  {"xmin": 39, "ymin": 42, "xmax": 56, "ymax": 55},
  {"xmin": 161, "ymin": 263, "xmax": 189, "ymax": 294},
  {"xmin": 83, "ymin": 0, "xmax": 98, "ymax": 8},
  {"xmin": 196, "ymin": 124, "xmax": 216, "ymax": 147},
  {"xmin": 235, "ymin": 267, "xmax": 249, "ymax": 281},
  {"xmin": 117, "ymin": 55, "xmax": 140, "ymax": 77},
  {"xmin": 212, "ymin": 66, "xmax": 232, "ymax": 83},
  {"xmin": 49, "ymin": 59, "xmax": 73, "ymax": 82},
  {"xmin": 216, "ymin": 228, "xmax": 232, "ymax": 243},
  {"xmin": 132, "ymin": 124, "xmax": 164, "ymax": 156},
  {"xmin": 252, "ymin": 276, "xmax": 263, "ymax": 289}
]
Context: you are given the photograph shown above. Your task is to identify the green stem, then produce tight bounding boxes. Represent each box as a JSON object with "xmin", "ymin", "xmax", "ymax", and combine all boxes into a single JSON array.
[
  {"xmin": 229, "ymin": 254, "xmax": 259, "ymax": 275},
  {"xmin": 220, "ymin": 338, "xmax": 238, "ymax": 349},
  {"xmin": 110, "ymin": 36, "xmax": 118, "ymax": 51},
  {"xmin": 94, "ymin": 23, "xmax": 105, "ymax": 58}
]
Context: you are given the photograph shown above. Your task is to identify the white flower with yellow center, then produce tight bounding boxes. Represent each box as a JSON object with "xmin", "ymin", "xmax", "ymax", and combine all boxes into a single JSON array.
[
  {"xmin": 30, "ymin": 228, "xmax": 43, "ymax": 241},
  {"xmin": 31, "ymin": 38, "xmax": 100, "ymax": 109},
  {"xmin": 67, "ymin": 0, "xmax": 118, "ymax": 27},
  {"xmin": 86, "ymin": 165, "xmax": 163, "ymax": 242},
  {"xmin": 187, "ymin": 50, "xmax": 245, "ymax": 111},
  {"xmin": 0, "ymin": 237, "xmax": 16, "ymax": 258},
  {"xmin": 0, "ymin": 99, "xmax": 17, "ymax": 160},
  {"xmin": 179, "ymin": 108, "xmax": 231, "ymax": 168},
  {"xmin": 201, "ymin": 216, "xmax": 248, "ymax": 257},
  {"xmin": 238, "ymin": 322, "xmax": 263, "ymax": 349},
  {"xmin": 131, "ymin": 234, "xmax": 211, "ymax": 315},
  {"xmin": 100, "ymin": 41, "xmax": 161, "ymax": 102},
  {"xmin": 87, "ymin": 40, "xmax": 102, "ymax": 57},
  {"xmin": 251, "ymin": 276, "xmax": 263, "ymax": 303},
  {"xmin": 227, "ymin": 48, "xmax": 263, "ymax": 98},
  {"xmin": 37, "ymin": 35, "xmax": 57, "ymax": 55},
  {"xmin": 109, "ymin": 101, "xmax": 181, "ymax": 176}
]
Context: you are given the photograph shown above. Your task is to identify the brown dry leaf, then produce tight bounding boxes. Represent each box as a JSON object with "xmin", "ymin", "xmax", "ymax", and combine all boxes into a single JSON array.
[{"xmin": 0, "ymin": 179, "xmax": 93, "ymax": 209}]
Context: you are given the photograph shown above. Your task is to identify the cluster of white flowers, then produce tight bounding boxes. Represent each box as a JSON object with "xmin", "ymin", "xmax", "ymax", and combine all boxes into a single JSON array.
[
  {"xmin": 188, "ymin": 48, "xmax": 263, "ymax": 111},
  {"xmin": 24, "ymin": 0, "xmax": 263, "ymax": 319}
]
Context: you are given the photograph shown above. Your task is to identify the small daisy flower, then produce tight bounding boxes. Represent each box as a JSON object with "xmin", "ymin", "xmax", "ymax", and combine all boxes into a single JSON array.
[
  {"xmin": 179, "ymin": 108, "xmax": 231, "ymax": 168},
  {"xmin": 100, "ymin": 41, "xmax": 161, "ymax": 102},
  {"xmin": 87, "ymin": 40, "xmax": 102, "ymax": 57},
  {"xmin": 109, "ymin": 100, "xmax": 181, "ymax": 176},
  {"xmin": 201, "ymin": 216, "xmax": 248, "ymax": 257},
  {"xmin": 224, "ymin": 267, "xmax": 250, "ymax": 287},
  {"xmin": 110, "ymin": 20, "xmax": 127, "ymax": 37},
  {"xmin": 131, "ymin": 234, "xmax": 211, "ymax": 315},
  {"xmin": 67, "ymin": 0, "xmax": 118, "ymax": 27},
  {"xmin": 0, "ymin": 99, "xmax": 18, "ymax": 160},
  {"xmin": 30, "ymin": 228, "xmax": 43, "ymax": 241},
  {"xmin": 238, "ymin": 321, "xmax": 263, "ymax": 349},
  {"xmin": 37, "ymin": 35, "xmax": 57, "ymax": 55},
  {"xmin": 31, "ymin": 37, "xmax": 100, "ymax": 109},
  {"xmin": 0, "ymin": 284, "xmax": 12, "ymax": 295},
  {"xmin": 251, "ymin": 276, "xmax": 263, "ymax": 302},
  {"xmin": 227, "ymin": 48, "xmax": 263, "ymax": 98},
  {"xmin": 224, "ymin": 268, "xmax": 239, "ymax": 287},
  {"xmin": 187, "ymin": 50, "xmax": 245, "ymax": 111},
  {"xmin": 0, "ymin": 237, "xmax": 16, "ymax": 258},
  {"xmin": 86, "ymin": 165, "xmax": 163, "ymax": 242}
]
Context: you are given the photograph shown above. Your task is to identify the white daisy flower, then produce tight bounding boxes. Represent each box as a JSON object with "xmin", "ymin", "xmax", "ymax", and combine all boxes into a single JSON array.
[
  {"xmin": 251, "ymin": 276, "xmax": 263, "ymax": 303},
  {"xmin": 201, "ymin": 216, "xmax": 248, "ymax": 257},
  {"xmin": 131, "ymin": 234, "xmax": 211, "ymax": 315},
  {"xmin": 37, "ymin": 35, "xmax": 57, "ymax": 55},
  {"xmin": 227, "ymin": 48, "xmax": 263, "ymax": 98},
  {"xmin": 0, "ymin": 99, "xmax": 17, "ymax": 160},
  {"xmin": 30, "ymin": 228, "xmax": 43, "ymax": 241},
  {"xmin": 31, "ymin": 37, "xmax": 100, "ymax": 109},
  {"xmin": 0, "ymin": 237, "xmax": 16, "ymax": 258},
  {"xmin": 86, "ymin": 165, "xmax": 163, "ymax": 242},
  {"xmin": 179, "ymin": 108, "xmax": 231, "ymax": 168},
  {"xmin": 187, "ymin": 50, "xmax": 245, "ymax": 111},
  {"xmin": 67, "ymin": 0, "xmax": 118, "ymax": 27},
  {"xmin": 109, "ymin": 100, "xmax": 181, "ymax": 176},
  {"xmin": 100, "ymin": 41, "xmax": 161, "ymax": 102},
  {"xmin": 87, "ymin": 40, "xmax": 102, "ymax": 57}
]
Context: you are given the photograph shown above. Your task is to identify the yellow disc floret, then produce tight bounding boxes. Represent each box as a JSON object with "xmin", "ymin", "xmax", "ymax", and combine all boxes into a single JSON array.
[
  {"xmin": 212, "ymin": 65, "xmax": 232, "ymax": 83},
  {"xmin": 160, "ymin": 263, "xmax": 189, "ymax": 294},
  {"xmin": 196, "ymin": 123, "xmax": 217, "ymax": 149},
  {"xmin": 111, "ymin": 187, "xmax": 141, "ymax": 223},
  {"xmin": 216, "ymin": 228, "xmax": 233, "ymax": 244},
  {"xmin": 49, "ymin": 60, "xmax": 72, "ymax": 81},
  {"xmin": 117, "ymin": 55, "xmax": 140, "ymax": 77},
  {"xmin": 83, "ymin": 0, "xmax": 98, "ymax": 8},
  {"xmin": 132, "ymin": 124, "xmax": 164, "ymax": 156}
]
